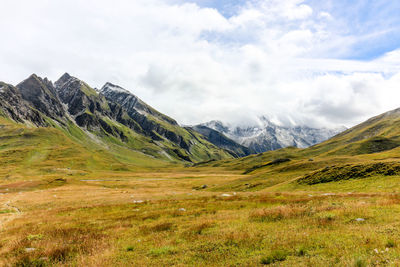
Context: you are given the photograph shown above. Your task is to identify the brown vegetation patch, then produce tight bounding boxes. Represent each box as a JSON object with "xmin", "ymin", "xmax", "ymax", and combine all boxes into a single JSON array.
[
  {"xmin": 140, "ymin": 222, "xmax": 175, "ymax": 234},
  {"xmin": 249, "ymin": 205, "xmax": 310, "ymax": 222}
]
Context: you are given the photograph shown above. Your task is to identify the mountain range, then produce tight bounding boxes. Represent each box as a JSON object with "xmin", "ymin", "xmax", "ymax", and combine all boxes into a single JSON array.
[
  {"xmin": 0, "ymin": 73, "xmax": 233, "ymax": 166},
  {"xmin": 195, "ymin": 118, "xmax": 346, "ymax": 154},
  {"xmin": 0, "ymin": 73, "xmax": 346, "ymax": 167}
]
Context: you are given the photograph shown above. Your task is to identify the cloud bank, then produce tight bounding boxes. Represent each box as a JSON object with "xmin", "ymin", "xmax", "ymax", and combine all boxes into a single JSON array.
[{"xmin": 1, "ymin": 0, "xmax": 400, "ymax": 128}]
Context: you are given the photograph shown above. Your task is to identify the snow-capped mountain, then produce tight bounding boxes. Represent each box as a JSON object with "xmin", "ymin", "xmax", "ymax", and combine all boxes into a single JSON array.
[{"xmin": 199, "ymin": 117, "xmax": 346, "ymax": 153}]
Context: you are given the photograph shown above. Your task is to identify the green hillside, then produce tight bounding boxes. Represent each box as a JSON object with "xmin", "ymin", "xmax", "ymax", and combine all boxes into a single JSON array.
[{"xmin": 0, "ymin": 116, "xmax": 174, "ymax": 181}]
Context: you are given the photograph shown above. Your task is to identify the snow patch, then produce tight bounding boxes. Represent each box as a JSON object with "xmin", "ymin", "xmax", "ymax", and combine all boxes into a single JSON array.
[{"xmin": 100, "ymin": 82, "xmax": 130, "ymax": 94}]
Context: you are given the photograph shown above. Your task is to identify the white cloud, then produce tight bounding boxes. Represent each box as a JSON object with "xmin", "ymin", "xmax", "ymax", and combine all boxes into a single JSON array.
[{"xmin": 0, "ymin": 0, "xmax": 399, "ymax": 129}]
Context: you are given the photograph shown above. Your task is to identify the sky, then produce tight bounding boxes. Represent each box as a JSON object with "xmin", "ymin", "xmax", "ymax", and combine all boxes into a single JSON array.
[{"xmin": 1, "ymin": 0, "xmax": 400, "ymax": 128}]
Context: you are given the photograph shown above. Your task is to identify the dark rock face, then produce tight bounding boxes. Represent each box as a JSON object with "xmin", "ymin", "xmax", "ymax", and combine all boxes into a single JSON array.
[
  {"xmin": 0, "ymin": 83, "xmax": 47, "ymax": 126},
  {"xmin": 191, "ymin": 125, "xmax": 253, "ymax": 157},
  {"xmin": 17, "ymin": 74, "xmax": 65, "ymax": 121},
  {"xmin": 55, "ymin": 73, "xmax": 104, "ymax": 117}
]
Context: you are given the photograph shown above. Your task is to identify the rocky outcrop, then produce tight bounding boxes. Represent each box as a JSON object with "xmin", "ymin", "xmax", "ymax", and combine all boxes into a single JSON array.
[
  {"xmin": 17, "ymin": 74, "xmax": 65, "ymax": 122},
  {"xmin": 0, "ymin": 82, "xmax": 47, "ymax": 126}
]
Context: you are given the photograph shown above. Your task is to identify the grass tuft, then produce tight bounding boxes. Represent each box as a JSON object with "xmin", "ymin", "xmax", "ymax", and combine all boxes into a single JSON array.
[
  {"xmin": 148, "ymin": 246, "xmax": 177, "ymax": 257},
  {"xmin": 354, "ymin": 258, "xmax": 367, "ymax": 267},
  {"xmin": 260, "ymin": 250, "xmax": 289, "ymax": 265},
  {"xmin": 386, "ymin": 240, "xmax": 396, "ymax": 248}
]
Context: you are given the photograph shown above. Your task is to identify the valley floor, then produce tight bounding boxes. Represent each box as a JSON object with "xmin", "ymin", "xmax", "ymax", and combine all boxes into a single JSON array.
[{"xmin": 1, "ymin": 169, "xmax": 400, "ymax": 266}]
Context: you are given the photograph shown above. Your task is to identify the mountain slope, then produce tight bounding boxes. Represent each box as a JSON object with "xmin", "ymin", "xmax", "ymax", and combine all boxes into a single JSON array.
[
  {"xmin": 0, "ymin": 73, "xmax": 233, "ymax": 172},
  {"xmin": 200, "ymin": 118, "xmax": 345, "ymax": 153},
  {"xmin": 99, "ymin": 81, "xmax": 231, "ymax": 162}
]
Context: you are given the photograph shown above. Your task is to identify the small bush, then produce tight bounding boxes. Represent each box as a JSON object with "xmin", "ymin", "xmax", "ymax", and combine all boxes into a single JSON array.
[
  {"xmin": 192, "ymin": 222, "xmax": 214, "ymax": 235},
  {"xmin": 151, "ymin": 222, "xmax": 174, "ymax": 232},
  {"xmin": 316, "ymin": 214, "xmax": 335, "ymax": 227},
  {"xmin": 296, "ymin": 246, "xmax": 307, "ymax": 256},
  {"xmin": 386, "ymin": 240, "xmax": 395, "ymax": 248},
  {"xmin": 126, "ymin": 246, "xmax": 134, "ymax": 252},
  {"xmin": 260, "ymin": 250, "xmax": 288, "ymax": 265},
  {"xmin": 148, "ymin": 246, "xmax": 177, "ymax": 257},
  {"xmin": 354, "ymin": 258, "xmax": 366, "ymax": 267},
  {"xmin": 47, "ymin": 246, "xmax": 73, "ymax": 262},
  {"xmin": 141, "ymin": 222, "xmax": 174, "ymax": 234}
]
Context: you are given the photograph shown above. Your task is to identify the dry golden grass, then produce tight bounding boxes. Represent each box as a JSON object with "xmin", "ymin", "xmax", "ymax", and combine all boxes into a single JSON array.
[{"xmin": 1, "ymin": 169, "xmax": 400, "ymax": 266}]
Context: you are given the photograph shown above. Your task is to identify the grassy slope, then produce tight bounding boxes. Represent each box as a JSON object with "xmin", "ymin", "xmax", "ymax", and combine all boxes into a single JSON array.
[{"xmin": 0, "ymin": 116, "xmax": 174, "ymax": 182}]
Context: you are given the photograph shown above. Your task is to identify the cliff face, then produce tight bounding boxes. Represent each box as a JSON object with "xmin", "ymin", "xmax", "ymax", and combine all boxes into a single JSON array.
[{"xmin": 0, "ymin": 82, "xmax": 47, "ymax": 127}]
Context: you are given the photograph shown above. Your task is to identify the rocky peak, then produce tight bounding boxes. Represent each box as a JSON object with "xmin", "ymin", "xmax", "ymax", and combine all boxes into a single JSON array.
[
  {"xmin": 0, "ymin": 82, "xmax": 48, "ymax": 126},
  {"xmin": 54, "ymin": 73, "xmax": 106, "ymax": 118},
  {"xmin": 55, "ymin": 72, "xmax": 74, "ymax": 88},
  {"xmin": 17, "ymin": 74, "xmax": 65, "ymax": 120},
  {"xmin": 54, "ymin": 73, "xmax": 85, "ymax": 98}
]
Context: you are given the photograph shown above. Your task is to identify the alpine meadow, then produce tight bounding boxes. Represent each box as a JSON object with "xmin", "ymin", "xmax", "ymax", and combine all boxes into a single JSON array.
[{"xmin": 2, "ymin": 1, "xmax": 400, "ymax": 267}]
